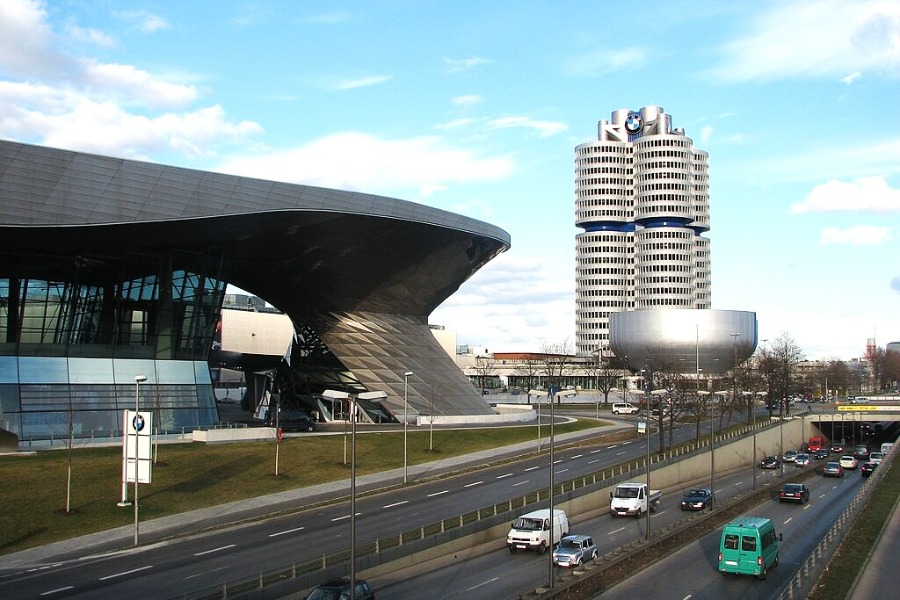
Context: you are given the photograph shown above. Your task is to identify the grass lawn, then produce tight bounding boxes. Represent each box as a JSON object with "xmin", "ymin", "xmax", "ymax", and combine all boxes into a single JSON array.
[{"xmin": 0, "ymin": 420, "xmax": 598, "ymax": 555}]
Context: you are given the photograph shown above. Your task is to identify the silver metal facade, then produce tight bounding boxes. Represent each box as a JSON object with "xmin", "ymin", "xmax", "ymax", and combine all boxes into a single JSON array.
[{"xmin": 574, "ymin": 106, "xmax": 711, "ymax": 356}]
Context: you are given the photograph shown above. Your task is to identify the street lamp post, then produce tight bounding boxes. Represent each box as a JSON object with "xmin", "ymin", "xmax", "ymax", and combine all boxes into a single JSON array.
[
  {"xmin": 403, "ymin": 371, "xmax": 413, "ymax": 484},
  {"xmin": 530, "ymin": 389, "xmax": 548, "ymax": 452},
  {"xmin": 549, "ymin": 389, "xmax": 577, "ymax": 588},
  {"xmin": 133, "ymin": 374, "xmax": 147, "ymax": 547}
]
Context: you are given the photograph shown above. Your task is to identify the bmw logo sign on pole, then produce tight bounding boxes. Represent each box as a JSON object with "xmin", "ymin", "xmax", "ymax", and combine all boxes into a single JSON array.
[{"xmin": 132, "ymin": 413, "xmax": 145, "ymax": 432}]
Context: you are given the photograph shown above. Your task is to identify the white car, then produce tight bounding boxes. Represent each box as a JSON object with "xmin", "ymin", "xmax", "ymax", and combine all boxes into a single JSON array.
[
  {"xmin": 839, "ymin": 455, "xmax": 859, "ymax": 470},
  {"xmin": 868, "ymin": 452, "xmax": 884, "ymax": 464},
  {"xmin": 612, "ymin": 402, "xmax": 639, "ymax": 415}
]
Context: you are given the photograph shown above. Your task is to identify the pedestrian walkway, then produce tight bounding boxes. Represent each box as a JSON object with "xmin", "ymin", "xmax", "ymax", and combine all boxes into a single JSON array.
[{"xmin": 0, "ymin": 424, "xmax": 622, "ymax": 570}]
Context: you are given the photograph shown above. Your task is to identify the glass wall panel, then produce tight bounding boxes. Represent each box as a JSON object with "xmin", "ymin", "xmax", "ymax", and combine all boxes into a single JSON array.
[
  {"xmin": 19, "ymin": 358, "xmax": 69, "ymax": 383},
  {"xmin": 113, "ymin": 359, "xmax": 157, "ymax": 385},
  {"xmin": 157, "ymin": 361, "xmax": 197, "ymax": 384},
  {"xmin": 0, "ymin": 356, "xmax": 18, "ymax": 383},
  {"xmin": 68, "ymin": 358, "xmax": 115, "ymax": 384}
]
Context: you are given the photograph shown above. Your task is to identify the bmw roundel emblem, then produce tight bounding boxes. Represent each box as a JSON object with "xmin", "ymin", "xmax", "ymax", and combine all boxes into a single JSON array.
[
  {"xmin": 132, "ymin": 414, "xmax": 145, "ymax": 432},
  {"xmin": 625, "ymin": 112, "xmax": 643, "ymax": 134}
]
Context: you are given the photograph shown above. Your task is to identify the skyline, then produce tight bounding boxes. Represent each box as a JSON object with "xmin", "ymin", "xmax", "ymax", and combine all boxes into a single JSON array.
[{"xmin": 1, "ymin": 0, "xmax": 898, "ymax": 361}]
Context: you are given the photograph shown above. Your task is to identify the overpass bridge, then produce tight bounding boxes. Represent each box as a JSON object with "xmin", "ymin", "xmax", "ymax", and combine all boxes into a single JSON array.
[{"xmin": 801, "ymin": 400, "xmax": 900, "ymax": 449}]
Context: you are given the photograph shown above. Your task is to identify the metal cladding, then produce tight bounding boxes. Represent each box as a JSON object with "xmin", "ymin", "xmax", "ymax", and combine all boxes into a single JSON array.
[
  {"xmin": 609, "ymin": 309, "xmax": 758, "ymax": 375},
  {"xmin": 0, "ymin": 140, "xmax": 511, "ymax": 436}
]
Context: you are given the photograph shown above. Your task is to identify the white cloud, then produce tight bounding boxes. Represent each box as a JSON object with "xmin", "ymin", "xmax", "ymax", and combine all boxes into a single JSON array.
[
  {"xmin": 791, "ymin": 177, "xmax": 900, "ymax": 213},
  {"xmin": 116, "ymin": 10, "xmax": 171, "ymax": 33},
  {"xmin": 452, "ymin": 95, "xmax": 482, "ymax": 107},
  {"xmin": 819, "ymin": 226, "xmax": 893, "ymax": 246},
  {"xmin": 841, "ymin": 71, "xmax": 863, "ymax": 84},
  {"xmin": 487, "ymin": 116, "xmax": 567, "ymax": 138},
  {"xmin": 0, "ymin": 0, "xmax": 72, "ymax": 79},
  {"xmin": 434, "ymin": 117, "xmax": 477, "ymax": 131},
  {"xmin": 81, "ymin": 61, "xmax": 197, "ymax": 108},
  {"xmin": 444, "ymin": 56, "xmax": 489, "ymax": 73},
  {"xmin": 564, "ymin": 47, "xmax": 647, "ymax": 77},
  {"xmin": 708, "ymin": 0, "xmax": 900, "ymax": 82},
  {"xmin": 214, "ymin": 132, "xmax": 515, "ymax": 198},
  {"xmin": 700, "ymin": 125, "xmax": 714, "ymax": 145},
  {"xmin": 333, "ymin": 75, "xmax": 392, "ymax": 90}
]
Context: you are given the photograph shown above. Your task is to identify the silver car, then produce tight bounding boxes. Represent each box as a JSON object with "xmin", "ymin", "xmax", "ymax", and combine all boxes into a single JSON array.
[{"xmin": 552, "ymin": 535, "xmax": 598, "ymax": 567}]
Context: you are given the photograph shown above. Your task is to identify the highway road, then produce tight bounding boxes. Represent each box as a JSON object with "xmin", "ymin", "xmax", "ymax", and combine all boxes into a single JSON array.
[{"xmin": 0, "ymin": 407, "xmax": 879, "ymax": 600}]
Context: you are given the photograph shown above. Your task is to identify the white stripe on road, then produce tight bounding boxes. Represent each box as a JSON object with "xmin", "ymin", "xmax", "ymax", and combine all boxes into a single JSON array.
[
  {"xmin": 464, "ymin": 481, "xmax": 483, "ymax": 488},
  {"xmin": 512, "ymin": 480, "xmax": 529, "ymax": 487},
  {"xmin": 269, "ymin": 526, "xmax": 305, "ymax": 537},
  {"xmin": 427, "ymin": 490, "xmax": 449, "ymax": 497},
  {"xmin": 496, "ymin": 473, "xmax": 513, "ymax": 479},
  {"xmin": 609, "ymin": 527, "xmax": 625, "ymax": 535},
  {"xmin": 99, "ymin": 565, "xmax": 153, "ymax": 580},
  {"xmin": 383, "ymin": 500, "xmax": 409, "ymax": 509},
  {"xmin": 40, "ymin": 587, "xmax": 74, "ymax": 596},
  {"xmin": 466, "ymin": 576, "xmax": 499, "ymax": 591},
  {"xmin": 194, "ymin": 545, "xmax": 236, "ymax": 557},
  {"xmin": 525, "ymin": 466, "xmax": 540, "ymax": 471}
]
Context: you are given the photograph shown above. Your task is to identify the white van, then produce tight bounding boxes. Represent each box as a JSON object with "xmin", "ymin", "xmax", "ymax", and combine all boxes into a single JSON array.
[
  {"xmin": 506, "ymin": 509, "xmax": 569, "ymax": 554},
  {"xmin": 612, "ymin": 402, "xmax": 639, "ymax": 415}
]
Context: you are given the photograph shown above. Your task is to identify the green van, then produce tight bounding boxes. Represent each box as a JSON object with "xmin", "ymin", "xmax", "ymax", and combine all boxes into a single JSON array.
[{"xmin": 718, "ymin": 516, "xmax": 782, "ymax": 579}]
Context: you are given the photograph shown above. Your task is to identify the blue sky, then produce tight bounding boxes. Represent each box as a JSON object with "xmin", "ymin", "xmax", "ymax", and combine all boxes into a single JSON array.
[{"xmin": 1, "ymin": 0, "xmax": 899, "ymax": 361}]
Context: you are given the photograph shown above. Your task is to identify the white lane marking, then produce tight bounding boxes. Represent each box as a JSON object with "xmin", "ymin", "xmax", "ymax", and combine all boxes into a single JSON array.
[
  {"xmin": 588, "ymin": 459, "xmax": 600, "ymax": 465},
  {"xmin": 427, "ymin": 490, "xmax": 449, "ymax": 497},
  {"xmin": 383, "ymin": 501, "xmax": 409, "ymax": 509},
  {"xmin": 269, "ymin": 526, "xmax": 305, "ymax": 537},
  {"xmin": 466, "ymin": 576, "xmax": 499, "ymax": 591},
  {"xmin": 331, "ymin": 512, "xmax": 361, "ymax": 522},
  {"xmin": 616, "ymin": 450, "xmax": 627, "ymax": 456},
  {"xmin": 556, "ymin": 468, "xmax": 569, "ymax": 474},
  {"xmin": 572, "ymin": 454, "xmax": 584, "ymax": 459},
  {"xmin": 590, "ymin": 449, "xmax": 604, "ymax": 454},
  {"xmin": 464, "ymin": 481, "xmax": 483, "ymax": 488},
  {"xmin": 185, "ymin": 566, "xmax": 229, "ymax": 580},
  {"xmin": 496, "ymin": 473, "xmax": 513, "ymax": 479},
  {"xmin": 783, "ymin": 517, "xmax": 793, "ymax": 525},
  {"xmin": 40, "ymin": 587, "xmax": 74, "ymax": 596},
  {"xmin": 194, "ymin": 545, "xmax": 236, "ymax": 557},
  {"xmin": 99, "ymin": 565, "xmax": 153, "ymax": 580},
  {"xmin": 553, "ymin": 459, "xmax": 563, "ymax": 464},
  {"xmin": 609, "ymin": 527, "xmax": 626, "ymax": 535},
  {"xmin": 525, "ymin": 466, "xmax": 541, "ymax": 471},
  {"xmin": 513, "ymin": 480, "xmax": 529, "ymax": 487}
]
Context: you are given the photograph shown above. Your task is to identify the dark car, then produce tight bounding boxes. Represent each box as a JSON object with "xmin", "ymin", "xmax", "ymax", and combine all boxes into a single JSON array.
[
  {"xmin": 782, "ymin": 450, "xmax": 798, "ymax": 463},
  {"xmin": 860, "ymin": 461, "xmax": 877, "ymax": 477},
  {"xmin": 305, "ymin": 578, "xmax": 375, "ymax": 600},
  {"xmin": 831, "ymin": 443, "xmax": 845, "ymax": 454},
  {"xmin": 680, "ymin": 488, "xmax": 713, "ymax": 511},
  {"xmin": 852, "ymin": 445, "xmax": 870, "ymax": 460},
  {"xmin": 779, "ymin": 483, "xmax": 810, "ymax": 503},
  {"xmin": 822, "ymin": 461, "xmax": 844, "ymax": 478},
  {"xmin": 813, "ymin": 449, "xmax": 830, "ymax": 460},
  {"xmin": 759, "ymin": 455, "xmax": 781, "ymax": 469},
  {"xmin": 267, "ymin": 410, "xmax": 316, "ymax": 432}
]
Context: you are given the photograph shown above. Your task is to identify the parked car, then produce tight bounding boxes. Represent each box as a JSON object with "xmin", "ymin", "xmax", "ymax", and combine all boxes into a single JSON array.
[
  {"xmin": 759, "ymin": 456, "xmax": 781, "ymax": 469},
  {"xmin": 822, "ymin": 461, "xmax": 844, "ymax": 477},
  {"xmin": 868, "ymin": 451, "xmax": 885, "ymax": 464},
  {"xmin": 267, "ymin": 410, "xmax": 317, "ymax": 432},
  {"xmin": 794, "ymin": 453, "xmax": 811, "ymax": 467},
  {"xmin": 839, "ymin": 455, "xmax": 859, "ymax": 470},
  {"xmin": 779, "ymin": 483, "xmax": 810, "ymax": 503},
  {"xmin": 305, "ymin": 578, "xmax": 375, "ymax": 600},
  {"xmin": 860, "ymin": 461, "xmax": 877, "ymax": 477},
  {"xmin": 552, "ymin": 534, "xmax": 598, "ymax": 567},
  {"xmin": 680, "ymin": 488, "xmax": 713, "ymax": 511},
  {"xmin": 812, "ymin": 449, "xmax": 830, "ymax": 460},
  {"xmin": 782, "ymin": 450, "xmax": 799, "ymax": 463}
]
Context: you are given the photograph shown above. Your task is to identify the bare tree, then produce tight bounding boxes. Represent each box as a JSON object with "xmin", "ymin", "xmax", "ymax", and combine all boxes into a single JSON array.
[
  {"xmin": 515, "ymin": 358, "xmax": 543, "ymax": 396},
  {"xmin": 760, "ymin": 332, "xmax": 805, "ymax": 416},
  {"xmin": 473, "ymin": 356, "xmax": 496, "ymax": 396},
  {"xmin": 540, "ymin": 339, "xmax": 573, "ymax": 402}
]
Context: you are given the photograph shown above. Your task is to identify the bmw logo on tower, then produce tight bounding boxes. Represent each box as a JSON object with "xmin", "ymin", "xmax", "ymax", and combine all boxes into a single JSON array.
[{"xmin": 624, "ymin": 112, "xmax": 643, "ymax": 135}]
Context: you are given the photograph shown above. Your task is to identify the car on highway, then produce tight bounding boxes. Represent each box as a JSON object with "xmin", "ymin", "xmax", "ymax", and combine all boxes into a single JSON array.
[
  {"xmin": 812, "ymin": 448, "xmax": 830, "ymax": 460},
  {"xmin": 305, "ymin": 578, "xmax": 375, "ymax": 600},
  {"xmin": 779, "ymin": 483, "xmax": 810, "ymax": 504},
  {"xmin": 552, "ymin": 534, "xmax": 598, "ymax": 567},
  {"xmin": 868, "ymin": 451, "xmax": 884, "ymax": 464},
  {"xmin": 680, "ymin": 488, "xmax": 713, "ymax": 511},
  {"xmin": 839, "ymin": 455, "xmax": 859, "ymax": 470},
  {"xmin": 853, "ymin": 445, "xmax": 870, "ymax": 460},
  {"xmin": 782, "ymin": 450, "xmax": 799, "ymax": 463},
  {"xmin": 759, "ymin": 455, "xmax": 781, "ymax": 469},
  {"xmin": 794, "ymin": 453, "xmax": 811, "ymax": 467},
  {"xmin": 822, "ymin": 461, "xmax": 844, "ymax": 477},
  {"xmin": 831, "ymin": 443, "xmax": 845, "ymax": 454},
  {"xmin": 860, "ymin": 461, "xmax": 877, "ymax": 477}
]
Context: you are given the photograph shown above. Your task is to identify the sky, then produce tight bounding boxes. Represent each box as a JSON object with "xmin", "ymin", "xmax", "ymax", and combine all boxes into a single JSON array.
[{"xmin": 1, "ymin": 0, "xmax": 899, "ymax": 362}]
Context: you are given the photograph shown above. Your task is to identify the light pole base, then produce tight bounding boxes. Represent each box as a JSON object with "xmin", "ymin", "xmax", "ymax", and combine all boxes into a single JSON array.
[{"xmin": 116, "ymin": 501, "xmax": 132, "ymax": 507}]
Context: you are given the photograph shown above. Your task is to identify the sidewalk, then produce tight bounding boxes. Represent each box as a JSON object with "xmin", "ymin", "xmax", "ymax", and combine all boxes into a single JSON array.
[
  {"xmin": 0, "ymin": 424, "xmax": 620, "ymax": 570},
  {"xmin": 848, "ymin": 486, "xmax": 900, "ymax": 599}
]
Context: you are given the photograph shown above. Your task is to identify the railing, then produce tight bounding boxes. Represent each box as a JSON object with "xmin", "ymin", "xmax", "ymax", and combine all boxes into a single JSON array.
[{"xmin": 18, "ymin": 421, "xmax": 247, "ymax": 449}]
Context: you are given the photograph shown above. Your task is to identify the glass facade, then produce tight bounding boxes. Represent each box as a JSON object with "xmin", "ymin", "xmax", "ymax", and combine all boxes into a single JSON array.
[{"xmin": 0, "ymin": 255, "xmax": 225, "ymax": 441}]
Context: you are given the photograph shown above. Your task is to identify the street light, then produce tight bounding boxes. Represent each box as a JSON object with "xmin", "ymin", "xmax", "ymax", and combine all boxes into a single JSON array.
[
  {"xmin": 133, "ymin": 374, "xmax": 147, "ymax": 547},
  {"xmin": 549, "ymin": 389, "xmax": 577, "ymax": 588},
  {"xmin": 529, "ymin": 389, "xmax": 548, "ymax": 452},
  {"xmin": 403, "ymin": 371, "xmax": 413, "ymax": 484},
  {"xmin": 322, "ymin": 389, "xmax": 385, "ymax": 600},
  {"xmin": 648, "ymin": 388, "xmax": 667, "ymax": 540}
]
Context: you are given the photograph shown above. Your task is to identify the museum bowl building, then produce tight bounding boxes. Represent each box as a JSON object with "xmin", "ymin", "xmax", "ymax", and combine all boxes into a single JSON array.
[{"xmin": 0, "ymin": 140, "xmax": 510, "ymax": 443}]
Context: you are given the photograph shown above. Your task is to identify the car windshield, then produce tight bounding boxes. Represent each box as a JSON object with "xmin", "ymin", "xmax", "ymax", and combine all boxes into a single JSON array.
[
  {"xmin": 614, "ymin": 487, "xmax": 639, "ymax": 498},
  {"xmin": 306, "ymin": 588, "xmax": 345, "ymax": 600},
  {"xmin": 559, "ymin": 539, "xmax": 581, "ymax": 550},
  {"xmin": 513, "ymin": 517, "xmax": 544, "ymax": 530},
  {"xmin": 686, "ymin": 489, "xmax": 706, "ymax": 497},
  {"xmin": 784, "ymin": 484, "xmax": 802, "ymax": 492}
]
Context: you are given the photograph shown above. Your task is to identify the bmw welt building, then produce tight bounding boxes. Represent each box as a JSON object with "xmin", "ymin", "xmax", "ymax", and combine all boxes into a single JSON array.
[{"xmin": 0, "ymin": 140, "xmax": 510, "ymax": 443}]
